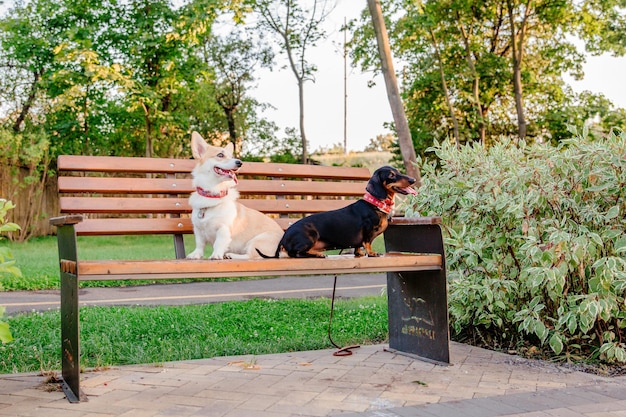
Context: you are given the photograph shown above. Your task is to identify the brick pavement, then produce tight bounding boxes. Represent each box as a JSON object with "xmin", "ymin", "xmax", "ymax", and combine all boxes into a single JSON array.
[{"xmin": 1, "ymin": 342, "xmax": 625, "ymax": 417}]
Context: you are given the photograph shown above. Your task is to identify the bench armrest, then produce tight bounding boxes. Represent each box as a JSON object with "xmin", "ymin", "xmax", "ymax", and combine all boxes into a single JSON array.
[{"xmin": 50, "ymin": 215, "xmax": 84, "ymax": 227}]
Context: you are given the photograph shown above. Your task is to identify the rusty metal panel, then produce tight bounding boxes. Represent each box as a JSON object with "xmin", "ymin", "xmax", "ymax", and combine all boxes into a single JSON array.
[{"xmin": 383, "ymin": 222, "xmax": 450, "ymax": 364}]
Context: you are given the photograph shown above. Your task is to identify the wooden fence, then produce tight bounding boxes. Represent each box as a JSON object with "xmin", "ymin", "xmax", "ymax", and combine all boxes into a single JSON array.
[{"xmin": 0, "ymin": 164, "xmax": 58, "ymax": 240}]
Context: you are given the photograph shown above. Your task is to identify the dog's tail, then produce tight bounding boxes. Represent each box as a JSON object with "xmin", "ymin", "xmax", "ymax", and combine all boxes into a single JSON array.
[{"xmin": 255, "ymin": 247, "xmax": 280, "ymax": 258}]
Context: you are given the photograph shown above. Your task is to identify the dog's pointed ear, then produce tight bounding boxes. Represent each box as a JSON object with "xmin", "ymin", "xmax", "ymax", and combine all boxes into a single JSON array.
[
  {"xmin": 366, "ymin": 167, "xmax": 388, "ymax": 200},
  {"xmin": 191, "ymin": 131, "xmax": 208, "ymax": 160},
  {"xmin": 223, "ymin": 142, "xmax": 234, "ymax": 158}
]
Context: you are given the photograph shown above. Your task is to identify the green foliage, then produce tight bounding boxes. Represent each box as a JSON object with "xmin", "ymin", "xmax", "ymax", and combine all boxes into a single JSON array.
[
  {"xmin": 1, "ymin": 296, "xmax": 387, "ymax": 373},
  {"xmin": 349, "ymin": 0, "xmax": 626, "ymax": 151},
  {"xmin": 0, "ymin": 129, "xmax": 51, "ymax": 241},
  {"xmin": 0, "ymin": 0, "xmax": 278, "ymax": 163},
  {"xmin": 0, "ymin": 199, "xmax": 22, "ymax": 344},
  {"xmin": 244, "ymin": 126, "xmax": 304, "ymax": 164},
  {"xmin": 405, "ymin": 129, "xmax": 626, "ymax": 363}
]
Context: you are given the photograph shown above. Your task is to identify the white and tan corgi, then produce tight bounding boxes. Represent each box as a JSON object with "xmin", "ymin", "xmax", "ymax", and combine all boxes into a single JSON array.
[{"xmin": 186, "ymin": 131, "xmax": 284, "ymax": 260}]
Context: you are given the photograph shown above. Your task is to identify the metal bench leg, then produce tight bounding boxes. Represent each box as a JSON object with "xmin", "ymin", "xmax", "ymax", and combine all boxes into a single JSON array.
[
  {"xmin": 383, "ymin": 223, "xmax": 450, "ymax": 365},
  {"xmin": 56, "ymin": 224, "xmax": 86, "ymax": 402}
]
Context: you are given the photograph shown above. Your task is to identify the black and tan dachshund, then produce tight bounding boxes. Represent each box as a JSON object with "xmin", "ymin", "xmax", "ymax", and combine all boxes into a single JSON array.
[{"xmin": 257, "ymin": 166, "xmax": 416, "ymax": 258}]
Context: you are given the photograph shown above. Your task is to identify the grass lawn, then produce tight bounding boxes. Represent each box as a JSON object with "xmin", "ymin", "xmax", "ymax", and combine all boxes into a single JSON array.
[
  {"xmin": 3, "ymin": 234, "xmax": 196, "ymax": 290},
  {"xmin": 1, "ymin": 296, "xmax": 388, "ymax": 374},
  {"xmin": 1, "ymin": 234, "xmax": 389, "ymax": 374}
]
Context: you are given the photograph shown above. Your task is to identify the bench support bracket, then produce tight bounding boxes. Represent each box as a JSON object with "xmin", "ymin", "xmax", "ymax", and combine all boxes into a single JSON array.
[
  {"xmin": 384, "ymin": 222, "xmax": 450, "ymax": 365},
  {"xmin": 57, "ymin": 224, "xmax": 86, "ymax": 402}
]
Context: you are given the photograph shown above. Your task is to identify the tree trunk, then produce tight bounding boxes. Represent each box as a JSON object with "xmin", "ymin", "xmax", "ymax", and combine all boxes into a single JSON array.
[
  {"xmin": 511, "ymin": 56, "xmax": 526, "ymax": 139},
  {"xmin": 428, "ymin": 26, "xmax": 460, "ymax": 148},
  {"xmin": 367, "ymin": 0, "xmax": 420, "ymax": 183},
  {"xmin": 143, "ymin": 105, "xmax": 153, "ymax": 158},
  {"xmin": 12, "ymin": 70, "xmax": 41, "ymax": 133},
  {"xmin": 225, "ymin": 106, "xmax": 238, "ymax": 155},
  {"xmin": 298, "ymin": 79, "xmax": 308, "ymax": 163},
  {"xmin": 507, "ymin": 0, "xmax": 528, "ymax": 140},
  {"xmin": 457, "ymin": 17, "xmax": 486, "ymax": 145}
]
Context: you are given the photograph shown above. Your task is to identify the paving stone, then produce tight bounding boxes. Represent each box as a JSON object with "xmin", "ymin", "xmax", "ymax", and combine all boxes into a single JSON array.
[{"xmin": 1, "ymin": 343, "xmax": 624, "ymax": 417}]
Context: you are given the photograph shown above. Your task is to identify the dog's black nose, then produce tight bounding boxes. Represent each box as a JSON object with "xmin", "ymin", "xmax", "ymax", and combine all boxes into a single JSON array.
[{"xmin": 235, "ymin": 159, "xmax": 243, "ymax": 167}]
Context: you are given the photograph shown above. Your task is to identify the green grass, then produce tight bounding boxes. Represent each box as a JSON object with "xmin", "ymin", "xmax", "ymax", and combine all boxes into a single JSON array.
[
  {"xmin": 0, "ymin": 296, "xmax": 388, "ymax": 374},
  {"xmin": 2, "ymin": 234, "xmax": 197, "ymax": 291},
  {"xmin": 2, "ymin": 234, "xmax": 386, "ymax": 291}
]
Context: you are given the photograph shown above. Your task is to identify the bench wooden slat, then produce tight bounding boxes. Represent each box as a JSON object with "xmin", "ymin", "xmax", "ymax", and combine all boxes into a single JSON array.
[
  {"xmin": 74, "ymin": 217, "xmax": 306, "ymax": 235},
  {"xmin": 75, "ymin": 218, "xmax": 194, "ymax": 235},
  {"xmin": 52, "ymin": 155, "xmax": 452, "ymax": 401},
  {"xmin": 60, "ymin": 197, "xmax": 355, "ymax": 215},
  {"xmin": 58, "ymin": 155, "xmax": 372, "ymax": 180},
  {"xmin": 73, "ymin": 253, "xmax": 443, "ymax": 281},
  {"xmin": 58, "ymin": 177, "xmax": 367, "ymax": 196},
  {"xmin": 65, "ymin": 215, "xmax": 442, "ymax": 235}
]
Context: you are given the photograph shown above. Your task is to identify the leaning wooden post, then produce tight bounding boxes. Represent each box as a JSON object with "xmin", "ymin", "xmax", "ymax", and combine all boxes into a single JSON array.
[{"xmin": 367, "ymin": 0, "xmax": 420, "ymax": 183}]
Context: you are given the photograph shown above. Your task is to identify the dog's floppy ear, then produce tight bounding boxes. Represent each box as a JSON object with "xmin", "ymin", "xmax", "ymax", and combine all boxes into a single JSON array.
[
  {"xmin": 191, "ymin": 131, "xmax": 208, "ymax": 160},
  {"xmin": 223, "ymin": 142, "xmax": 234, "ymax": 158},
  {"xmin": 366, "ymin": 167, "xmax": 389, "ymax": 200}
]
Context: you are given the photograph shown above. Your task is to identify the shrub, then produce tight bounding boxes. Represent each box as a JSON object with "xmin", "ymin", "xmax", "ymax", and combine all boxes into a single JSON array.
[
  {"xmin": 0, "ymin": 199, "xmax": 22, "ymax": 343},
  {"xmin": 404, "ymin": 128, "xmax": 626, "ymax": 363}
]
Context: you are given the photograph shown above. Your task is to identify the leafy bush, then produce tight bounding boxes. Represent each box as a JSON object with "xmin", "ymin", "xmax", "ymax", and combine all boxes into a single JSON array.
[
  {"xmin": 404, "ymin": 128, "xmax": 626, "ymax": 363},
  {"xmin": 0, "ymin": 199, "xmax": 22, "ymax": 343}
]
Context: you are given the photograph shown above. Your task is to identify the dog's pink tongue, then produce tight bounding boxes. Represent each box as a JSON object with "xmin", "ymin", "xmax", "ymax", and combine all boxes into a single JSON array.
[{"xmin": 403, "ymin": 187, "xmax": 417, "ymax": 195}]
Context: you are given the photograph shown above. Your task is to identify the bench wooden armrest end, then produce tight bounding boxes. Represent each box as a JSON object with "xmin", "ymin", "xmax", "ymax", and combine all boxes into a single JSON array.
[
  {"xmin": 391, "ymin": 216, "xmax": 442, "ymax": 225},
  {"xmin": 50, "ymin": 215, "xmax": 84, "ymax": 227}
]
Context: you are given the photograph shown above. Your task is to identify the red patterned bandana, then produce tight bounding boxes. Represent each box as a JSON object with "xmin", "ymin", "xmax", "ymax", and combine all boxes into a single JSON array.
[
  {"xmin": 196, "ymin": 187, "xmax": 228, "ymax": 198},
  {"xmin": 363, "ymin": 192, "xmax": 394, "ymax": 214}
]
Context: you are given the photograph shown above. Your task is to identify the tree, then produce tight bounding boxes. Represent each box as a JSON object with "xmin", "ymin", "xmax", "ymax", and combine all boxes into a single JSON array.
[
  {"xmin": 350, "ymin": 0, "xmax": 626, "ymax": 151},
  {"xmin": 255, "ymin": 0, "xmax": 333, "ymax": 163},
  {"xmin": 0, "ymin": 0, "xmax": 63, "ymax": 133},
  {"xmin": 367, "ymin": 0, "xmax": 419, "ymax": 181},
  {"xmin": 205, "ymin": 30, "xmax": 274, "ymax": 155},
  {"xmin": 363, "ymin": 133, "xmax": 394, "ymax": 152},
  {"xmin": 114, "ymin": 0, "xmax": 189, "ymax": 158}
]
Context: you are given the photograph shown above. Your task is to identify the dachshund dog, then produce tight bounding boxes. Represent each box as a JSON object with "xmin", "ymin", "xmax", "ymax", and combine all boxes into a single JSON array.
[{"xmin": 257, "ymin": 166, "xmax": 416, "ymax": 258}]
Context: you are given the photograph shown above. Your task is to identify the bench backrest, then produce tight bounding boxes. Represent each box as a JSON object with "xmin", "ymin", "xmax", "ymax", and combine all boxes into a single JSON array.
[{"xmin": 57, "ymin": 155, "xmax": 372, "ymax": 237}]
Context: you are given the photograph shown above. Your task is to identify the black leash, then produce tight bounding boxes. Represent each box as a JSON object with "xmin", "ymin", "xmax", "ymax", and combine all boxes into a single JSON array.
[{"xmin": 328, "ymin": 275, "xmax": 360, "ymax": 356}]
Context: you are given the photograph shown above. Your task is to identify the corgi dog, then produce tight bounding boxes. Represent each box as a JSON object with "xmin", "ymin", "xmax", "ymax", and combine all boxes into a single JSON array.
[{"xmin": 186, "ymin": 132, "xmax": 284, "ymax": 260}]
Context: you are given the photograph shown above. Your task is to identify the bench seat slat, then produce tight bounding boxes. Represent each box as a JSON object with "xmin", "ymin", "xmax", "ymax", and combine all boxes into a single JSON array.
[
  {"xmin": 58, "ymin": 155, "xmax": 372, "ymax": 180},
  {"xmin": 58, "ymin": 177, "xmax": 367, "ymax": 196},
  {"xmin": 60, "ymin": 197, "xmax": 355, "ymax": 214},
  {"xmin": 72, "ymin": 253, "xmax": 442, "ymax": 281}
]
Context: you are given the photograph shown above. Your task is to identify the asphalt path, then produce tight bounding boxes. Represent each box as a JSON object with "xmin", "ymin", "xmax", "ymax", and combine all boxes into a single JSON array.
[{"xmin": 2, "ymin": 273, "xmax": 387, "ymax": 316}]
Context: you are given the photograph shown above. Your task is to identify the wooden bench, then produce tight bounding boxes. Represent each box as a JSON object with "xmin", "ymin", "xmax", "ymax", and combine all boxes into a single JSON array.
[{"xmin": 50, "ymin": 155, "xmax": 449, "ymax": 403}]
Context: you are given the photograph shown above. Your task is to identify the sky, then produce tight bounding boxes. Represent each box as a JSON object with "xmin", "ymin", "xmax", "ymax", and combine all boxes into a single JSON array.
[{"xmin": 251, "ymin": 0, "xmax": 626, "ymax": 152}]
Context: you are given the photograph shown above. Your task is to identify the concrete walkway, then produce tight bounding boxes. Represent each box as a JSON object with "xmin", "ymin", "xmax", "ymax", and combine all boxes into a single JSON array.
[
  {"xmin": 1, "ymin": 342, "xmax": 625, "ymax": 417},
  {"xmin": 2, "ymin": 275, "xmax": 626, "ymax": 416}
]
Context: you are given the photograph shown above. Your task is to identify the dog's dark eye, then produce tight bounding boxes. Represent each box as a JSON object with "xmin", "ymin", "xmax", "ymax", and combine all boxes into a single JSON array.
[{"xmin": 217, "ymin": 152, "xmax": 225, "ymax": 158}]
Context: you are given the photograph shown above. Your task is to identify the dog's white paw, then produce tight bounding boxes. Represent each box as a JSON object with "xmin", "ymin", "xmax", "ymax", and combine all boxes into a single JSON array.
[
  {"xmin": 186, "ymin": 250, "xmax": 204, "ymax": 260},
  {"xmin": 209, "ymin": 252, "xmax": 225, "ymax": 260}
]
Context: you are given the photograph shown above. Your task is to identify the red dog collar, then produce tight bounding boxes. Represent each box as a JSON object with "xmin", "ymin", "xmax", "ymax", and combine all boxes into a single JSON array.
[
  {"xmin": 196, "ymin": 187, "xmax": 228, "ymax": 198},
  {"xmin": 363, "ymin": 192, "xmax": 394, "ymax": 214}
]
